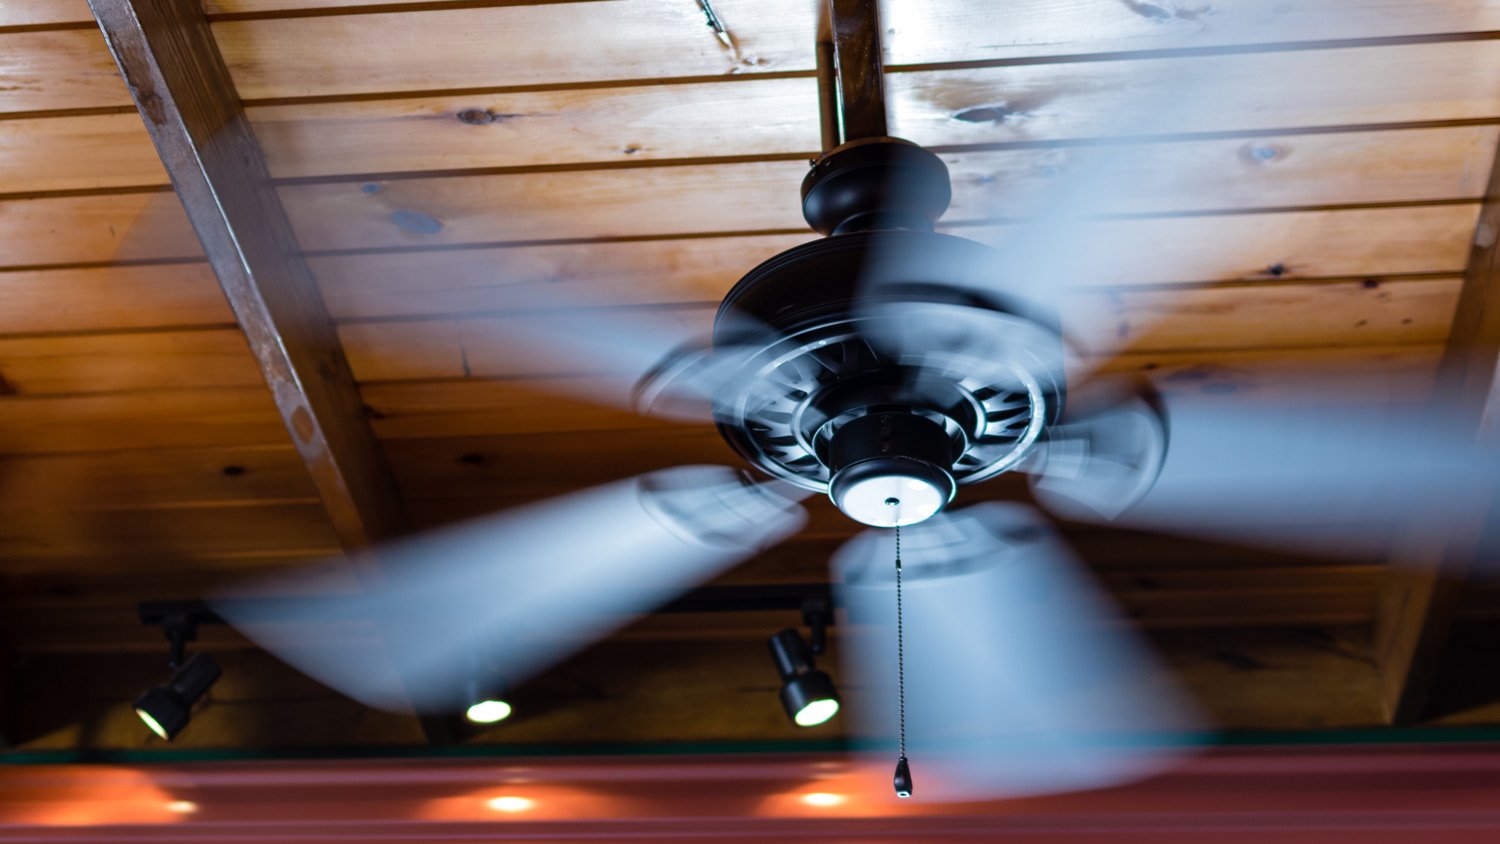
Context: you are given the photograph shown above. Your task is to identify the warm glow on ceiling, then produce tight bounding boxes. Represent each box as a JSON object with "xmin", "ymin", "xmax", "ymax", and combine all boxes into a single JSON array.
[{"xmin": 486, "ymin": 795, "xmax": 534, "ymax": 813}]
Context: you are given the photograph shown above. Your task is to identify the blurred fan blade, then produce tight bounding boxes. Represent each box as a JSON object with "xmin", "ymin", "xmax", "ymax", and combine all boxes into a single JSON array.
[
  {"xmin": 1027, "ymin": 391, "xmax": 1169, "ymax": 521},
  {"xmin": 1031, "ymin": 387, "xmax": 1498, "ymax": 560},
  {"xmin": 215, "ymin": 466, "xmax": 807, "ymax": 713},
  {"xmin": 857, "ymin": 13, "xmax": 1308, "ymax": 378},
  {"xmin": 834, "ymin": 503, "xmax": 1202, "ymax": 802}
]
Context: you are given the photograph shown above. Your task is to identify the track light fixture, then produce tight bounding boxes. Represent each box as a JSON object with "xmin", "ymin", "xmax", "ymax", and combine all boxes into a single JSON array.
[
  {"xmin": 134, "ymin": 614, "xmax": 220, "ymax": 741},
  {"xmin": 463, "ymin": 678, "xmax": 512, "ymax": 725},
  {"xmin": 768, "ymin": 613, "xmax": 840, "ymax": 728},
  {"xmin": 462, "ymin": 647, "xmax": 513, "ymax": 725}
]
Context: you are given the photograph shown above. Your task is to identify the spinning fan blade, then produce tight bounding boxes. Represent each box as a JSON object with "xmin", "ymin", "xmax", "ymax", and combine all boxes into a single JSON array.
[
  {"xmin": 834, "ymin": 503, "xmax": 1201, "ymax": 802},
  {"xmin": 856, "ymin": 13, "xmax": 1307, "ymax": 379},
  {"xmin": 214, "ymin": 466, "xmax": 807, "ymax": 713},
  {"xmin": 1030, "ymin": 387, "xmax": 1498, "ymax": 561}
]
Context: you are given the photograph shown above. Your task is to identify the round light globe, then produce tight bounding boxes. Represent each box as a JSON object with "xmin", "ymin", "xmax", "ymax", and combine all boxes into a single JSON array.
[{"xmin": 833, "ymin": 472, "xmax": 947, "ymax": 527}]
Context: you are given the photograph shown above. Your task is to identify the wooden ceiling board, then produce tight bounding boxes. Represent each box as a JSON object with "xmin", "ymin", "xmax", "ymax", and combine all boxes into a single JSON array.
[
  {"xmin": 0, "ymin": 263, "xmax": 231, "ymax": 334},
  {"xmin": 0, "ymin": 113, "xmax": 165, "ymax": 194},
  {"xmin": 278, "ymin": 126, "xmax": 1497, "ymax": 252},
  {"xmin": 240, "ymin": 39, "xmax": 1500, "ymax": 182},
  {"xmin": 309, "ymin": 205, "xmax": 1477, "ymax": 323},
  {"xmin": 334, "ymin": 278, "xmax": 1459, "ymax": 384},
  {"xmin": 0, "ymin": 445, "xmax": 318, "ymax": 510},
  {"xmin": 0, "ymin": 1, "xmax": 92, "ymax": 26},
  {"xmin": 0, "ymin": 27, "xmax": 132, "ymax": 114},
  {"xmin": 0, "ymin": 190, "xmax": 200, "ymax": 267},
  {"xmin": 0, "ymin": 501, "xmax": 341, "ymax": 569},
  {"xmin": 0, "ymin": 387, "xmax": 290, "ymax": 456},
  {"xmin": 355, "ymin": 344, "xmax": 1444, "ymax": 443},
  {"xmin": 0, "ymin": 329, "xmax": 264, "ymax": 395},
  {"xmin": 212, "ymin": 0, "xmax": 820, "ymax": 101},
  {"xmin": 209, "ymin": 1, "xmax": 1500, "ymax": 102}
]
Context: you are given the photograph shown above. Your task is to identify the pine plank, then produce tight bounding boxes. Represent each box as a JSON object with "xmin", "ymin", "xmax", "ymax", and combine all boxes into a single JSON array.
[
  {"xmin": 2, "ymin": 204, "xmax": 1461, "ymax": 331},
  {"xmin": 0, "ymin": 502, "xmax": 340, "ymax": 569},
  {"xmin": 0, "ymin": 445, "xmax": 317, "ymax": 509},
  {"xmin": 0, "ymin": 113, "xmax": 164, "ymax": 194},
  {"xmin": 281, "ymin": 126, "xmax": 1497, "ymax": 252},
  {"xmin": 0, "ymin": 1, "xmax": 93, "ymax": 26},
  {"xmin": 336, "ymin": 278, "xmax": 1460, "ymax": 383},
  {"xmin": 0, "ymin": 329, "xmax": 263, "ymax": 394},
  {"xmin": 212, "ymin": 0, "xmax": 818, "ymax": 101},
  {"xmin": 242, "ymin": 40, "xmax": 1500, "ymax": 180},
  {"xmin": 312, "ymin": 233, "xmax": 808, "ymax": 319},
  {"xmin": 211, "ymin": 0, "xmax": 1500, "ymax": 102},
  {"xmin": 1069, "ymin": 277, "xmax": 1461, "ymax": 356},
  {"xmin": 0, "ymin": 263, "xmax": 229, "ymax": 334},
  {"xmin": 0, "ymin": 28, "xmax": 132, "ymax": 114},
  {"xmin": 890, "ymin": 40, "xmax": 1500, "ymax": 147},
  {"xmin": 0, "ymin": 387, "xmax": 288, "ymax": 455},
  {"xmin": 881, "ymin": 1, "xmax": 1500, "ymax": 65},
  {"xmin": 359, "ymin": 344, "xmax": 1443, "ymax": 441},
  {"xmin": 2, "ymin": 128, "xmax": 1483, "ymax": 270},
  {"xmin": 250, "ymin": 76, "xmax": 822, "ymax": 178},
  {"xmin": 0, "ymin": 191, "xmax": 200, "ymax": 268},
  {"xmin": 310, "ymin": 206, "xmax": 1476, "ymax": 320}
]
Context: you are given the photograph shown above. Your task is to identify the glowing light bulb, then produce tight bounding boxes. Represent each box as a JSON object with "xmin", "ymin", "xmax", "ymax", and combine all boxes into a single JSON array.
[
  {"xmin": 165, "ymin": 800, "xmax": 198, "ymax": 814},
  {"xmin": 801, "ymin": 792, "xmax": 845, "ymax": 807},
  {"xmin": 793, "ymin": 697, "xmax": 840, "ymax": 727},
  {"xmin": 487, "ymin": 796, "xmax": 534, "ymax": 813},
  {"xmin": 465, "ymin": 698, "xmax": 512, "ymax": 724}
]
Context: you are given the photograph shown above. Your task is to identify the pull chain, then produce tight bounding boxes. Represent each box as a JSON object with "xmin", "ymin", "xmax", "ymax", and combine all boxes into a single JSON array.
[{"xmin": 892, "ymin": 522, "xmax": 912, "ymax": 798}]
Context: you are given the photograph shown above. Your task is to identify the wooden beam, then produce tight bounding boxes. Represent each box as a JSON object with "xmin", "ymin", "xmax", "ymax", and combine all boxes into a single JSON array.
[
  {"xmin": 86, "ymin": 0, "xmax": 446, "ymax": 740},
  {"xmin": 827, "ymin": 0, "xmax": 886, "ymax": 143},
  {"xmin": 1375, "ymin": 136, "xmax": 1500, "ymax": 724},
  {"xmin": 87, "ymin": 0, "xmax": 406, "ymax": 549}
]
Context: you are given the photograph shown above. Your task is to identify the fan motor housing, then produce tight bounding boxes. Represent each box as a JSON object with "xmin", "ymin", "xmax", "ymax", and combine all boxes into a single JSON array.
[{"xmin": 710, "ymin": 226, "xmax": 1067, "ymax": 499}]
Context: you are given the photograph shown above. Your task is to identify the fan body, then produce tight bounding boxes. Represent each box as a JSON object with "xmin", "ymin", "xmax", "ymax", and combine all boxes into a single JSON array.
[{"xmin": 705, "ymin": 141, "xmax": 1067, "ymax": 525}]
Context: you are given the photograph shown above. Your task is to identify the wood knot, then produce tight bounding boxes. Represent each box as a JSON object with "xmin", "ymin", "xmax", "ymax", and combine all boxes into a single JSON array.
[
  {"xmin": 456, "ymin": 108, "xmax": 521, "ymax": 125},
  {"xmin": 390, "ymin": 209, "xmax": 443, "ymax": 234}
]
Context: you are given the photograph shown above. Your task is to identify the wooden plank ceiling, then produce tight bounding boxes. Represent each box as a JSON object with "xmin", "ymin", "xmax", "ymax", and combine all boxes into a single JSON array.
[{"xmin": 3, "ymin": 0, "xmax": 1500, "ymax": 751}]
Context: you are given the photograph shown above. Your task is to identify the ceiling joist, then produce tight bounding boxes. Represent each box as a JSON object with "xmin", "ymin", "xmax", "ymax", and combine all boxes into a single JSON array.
[
  {"xmin": 1375, "ymin": 126, "xmax": 1500, "ymax": 725},
  {"xmin": 86, "ymin": 0, "xmax": 448, "ymax": 741}
]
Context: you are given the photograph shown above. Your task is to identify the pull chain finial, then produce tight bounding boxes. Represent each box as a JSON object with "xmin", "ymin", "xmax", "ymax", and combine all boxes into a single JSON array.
[{"xmin": 893, "ymin": 521, "xmax": 912, "ymax": 798}]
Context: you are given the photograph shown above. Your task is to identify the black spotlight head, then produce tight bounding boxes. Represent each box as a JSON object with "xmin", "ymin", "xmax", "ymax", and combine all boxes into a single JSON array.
[
  {"xmin": 134, "ymin": 652, "xmax": 221, "ymax": 741},
  {"xmin": 768, "ymin": 628, "xmax": 840, "ymax": 727}
]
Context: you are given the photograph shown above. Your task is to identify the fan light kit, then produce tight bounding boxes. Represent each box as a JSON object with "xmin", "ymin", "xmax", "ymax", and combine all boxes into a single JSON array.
[{"xmin": 637, "ymin": 9, "xmax": 1077, "ymax": 532}]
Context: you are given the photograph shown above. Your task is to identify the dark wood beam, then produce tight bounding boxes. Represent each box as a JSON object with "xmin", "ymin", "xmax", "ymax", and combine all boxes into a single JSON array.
[
  {"xmin": 828, "ymin": 0, "xmax": 888, "ymax": 143},
  {"xmin": 1375, "ymin": 138, "xmax": 1500, "ymax": 724},
  {"xmin": 87, "ymin": 0, "xmax": 407, "ymax": 551},
  {"xmin": 87, "ymin": 0, "xmax": 447, "ymax": 741}
]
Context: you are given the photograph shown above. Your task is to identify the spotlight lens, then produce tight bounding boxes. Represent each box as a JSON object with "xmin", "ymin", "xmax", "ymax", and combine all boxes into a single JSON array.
[
  {"xmin": 136, "ymin": 708, "xmax": 170, "ymax": 740},
  {"xmin": 465, "ymin": 699, "xmax": 513, "ymax": 724},
  {"xmin": 793, "ymin": 697, "xmax": 840, "ymax": 727},
  {"xmin": 834, "ymin": 473, "xmax": 946, "ymax": 527},
  {"xmin": 487, "ymin": 796, "xmax": 533, "ymax": 812}
]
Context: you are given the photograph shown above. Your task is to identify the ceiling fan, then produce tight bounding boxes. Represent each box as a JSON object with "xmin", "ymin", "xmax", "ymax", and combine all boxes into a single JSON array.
[{"xmin": 216, "ymin": 0, "xmax": 1498, "ymax": 803}]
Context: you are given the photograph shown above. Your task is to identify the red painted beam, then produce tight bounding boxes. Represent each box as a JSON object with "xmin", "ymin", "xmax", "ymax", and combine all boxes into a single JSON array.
[{"xmin": 3, "ymin": 746, "xmax": 1500, "ymax": 841}]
